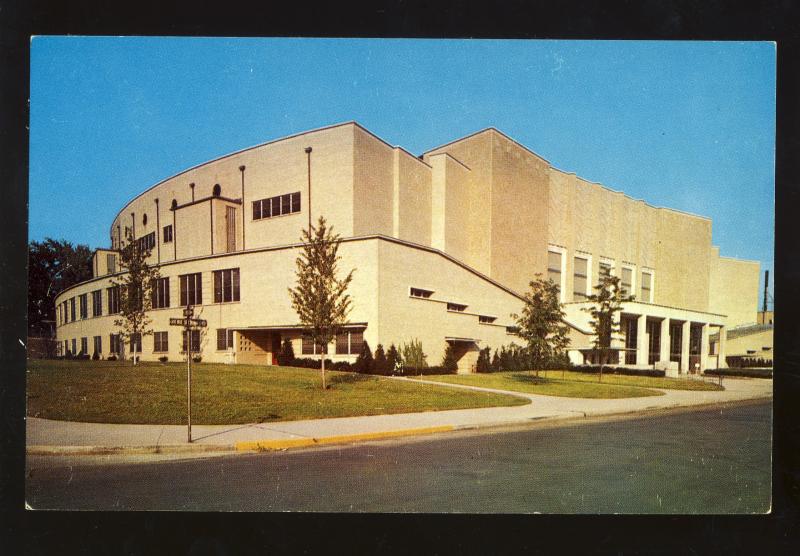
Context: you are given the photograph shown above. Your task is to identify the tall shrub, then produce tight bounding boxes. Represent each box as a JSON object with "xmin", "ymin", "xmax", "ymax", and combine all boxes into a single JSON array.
[
  {"xmin": 441, "ymin": 343, "xmax": 459, "ymax": 373},
  {"xmin": 354, "ymin": 340, "xmax": 374, "ymax": 374},
  {"xmin": 373, "ymin": 344, "xmax": 389, "ymax": 375},
  {"xmin": 401, "ymin": 338, "xmax": 428, "ymax": 370}
]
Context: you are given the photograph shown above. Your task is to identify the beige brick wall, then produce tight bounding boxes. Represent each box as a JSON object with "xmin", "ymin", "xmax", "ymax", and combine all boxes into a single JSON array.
[{"xmin": 708, "ymin": 249, "xmax": 760, "ymax": 327}]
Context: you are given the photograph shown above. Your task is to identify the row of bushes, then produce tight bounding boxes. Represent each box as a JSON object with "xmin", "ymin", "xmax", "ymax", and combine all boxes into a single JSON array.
[
  {"xmin": 571, "ymin": 365, "xmax": 665, "ymax": 378},
  {"xmin": 276, "ymin": 338, "xmax": 459, "ymax": 375},
  {"xmin": 725, "ymin": 356, "xmax": 772, "ymax": 369},
  {"xmin": 704, "ymin": 367, "xmax": 773, "ymax": 379},
  {"xmin": 475, "ymin": 345, "xmax": 571, "ymax": 373}
]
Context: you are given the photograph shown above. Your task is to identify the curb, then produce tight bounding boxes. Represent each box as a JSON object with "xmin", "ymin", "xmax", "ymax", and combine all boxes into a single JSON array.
[
  {"xmin": 26, "ymin": 444, "xmax": 236, "ymax": 456},
  {"xmin": 234, "ymin": 425, "xmax": 454, "ymax": 452}
]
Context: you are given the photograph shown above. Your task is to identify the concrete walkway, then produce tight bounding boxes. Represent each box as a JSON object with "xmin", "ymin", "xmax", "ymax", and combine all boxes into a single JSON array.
[{"xmin": 26, "ymin": 376, "xmax": 772, "ymax": 455}]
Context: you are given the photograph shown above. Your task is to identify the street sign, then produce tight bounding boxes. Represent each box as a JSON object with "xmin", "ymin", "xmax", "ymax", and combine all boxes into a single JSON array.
[{"xmin": 169, "ymin": 317, "xmax": 207, "ymax": 327}]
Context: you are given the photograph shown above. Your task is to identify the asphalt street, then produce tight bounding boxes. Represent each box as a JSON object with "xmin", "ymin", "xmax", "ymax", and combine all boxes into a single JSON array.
[{"xmin": 25, "ymin": 401, "xmax": 771, "ymax": 513}]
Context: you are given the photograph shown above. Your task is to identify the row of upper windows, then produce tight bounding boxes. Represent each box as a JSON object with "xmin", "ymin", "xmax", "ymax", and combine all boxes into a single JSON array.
[
  {"xmin": 252, "ymin": 191, "xmax": 301, "ymax": 221},
  {"xmin": 57, "ymin": 268, "xmax": 241, "ymax": 326},
  {"xmin": 547, "ymin": 248, "xmax": 654, "ymax": 304},
  {"xmin": 409, "ymin": 287, "xmax": 497, "ymax": 326}
]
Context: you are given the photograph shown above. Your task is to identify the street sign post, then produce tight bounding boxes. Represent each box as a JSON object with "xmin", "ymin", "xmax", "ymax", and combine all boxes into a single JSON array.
[{"xmin": 169, "ymin": 305, "xmax": 207, "ymax": 443}]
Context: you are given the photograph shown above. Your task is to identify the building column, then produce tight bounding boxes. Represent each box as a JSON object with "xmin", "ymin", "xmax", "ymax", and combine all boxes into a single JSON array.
[
  {"xmin": 610, "ymin": 312, "xmax": 624, "ymax": 365},
  {"xmin": 680, "ymin": 320, "xmax": 690, "ymax": 373},
  {"xmin": 659, "ymin": 318, "xmax": 670, "ymax": 364},
  {"xmin": 635, "ymin": 314, "xmax": 648, "ymax": 366},
  {"xmin": 700, "ymin": 323, "xmax": 709, "ymax": 372},
  {"xmin": 718, "ymin": 325, "xmax": 727, "ymax": 368}
]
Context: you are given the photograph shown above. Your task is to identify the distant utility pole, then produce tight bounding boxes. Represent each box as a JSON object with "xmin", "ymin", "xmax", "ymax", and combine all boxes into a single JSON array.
[
  {"xmin": 763, "ymin": 270, "xmax": 769, "ymax": 313},
  {"xmin": 305, "ymin": 146, "xmax": 312, "ymax": 230}
]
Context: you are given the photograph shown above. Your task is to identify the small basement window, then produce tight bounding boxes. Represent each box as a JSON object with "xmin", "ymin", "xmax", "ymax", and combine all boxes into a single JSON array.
[
  {"xmin": 447, "ymin": 302, "xmax": 467, "ymax": 312},
  {"xmin": 478, "ymin": 315, "xmax": 496, "ymax": 324},
  {"xmin": 506, "ymin": 326, "xmax": 521, "ymax": 334},
  {"xmin": 410, "ymin": 287, "xmax": 434, "ymax": 299}
]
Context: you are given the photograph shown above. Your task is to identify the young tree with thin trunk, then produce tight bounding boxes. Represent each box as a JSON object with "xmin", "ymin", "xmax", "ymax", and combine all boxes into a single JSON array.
[
  {"xmin": 289, "ymin": 216, "xmax": 355, "ymax": 389},
  {"xmin": 111, "ymin": 229, "xmax": 160, "ymax": 366},
  {"xmin": 511, "ymin": 274, "xmax": 571, "ymax": 378},
  {"xmin": 583, "ymin": 273, "xmax": 635, "ymax": 381}
]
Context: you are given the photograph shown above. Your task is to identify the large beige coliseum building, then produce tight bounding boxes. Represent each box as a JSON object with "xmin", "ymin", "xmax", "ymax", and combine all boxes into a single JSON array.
[{"xmin": 54, "ymin": 122, "xmax": 760, "ymax": 373}]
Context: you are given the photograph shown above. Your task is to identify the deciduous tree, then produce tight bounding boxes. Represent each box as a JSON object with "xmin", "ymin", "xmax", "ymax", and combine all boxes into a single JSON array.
[
  {"xmin": 111, "ymin": 229, "xmax": 160, "ymax": 366},
  {"xmin": 288, "ymin": 216, "xmax": 355, "ymax": 389},
  {"xmin": 511, "ymin": 274, "xmax": 570, "ymax": 377},
  {"xmin": 583, "ymin": 273, "xmax": 635, "ymax": 381}
]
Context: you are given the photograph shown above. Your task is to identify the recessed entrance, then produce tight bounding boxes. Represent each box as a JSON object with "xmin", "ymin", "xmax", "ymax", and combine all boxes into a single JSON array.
[
  {"xmin": 445, "ymin": 337, "xmax": 480, "ymax": 374},
  {"xmin": 236, "ymin": 330, "xmax": 281, "ymax": 365}
]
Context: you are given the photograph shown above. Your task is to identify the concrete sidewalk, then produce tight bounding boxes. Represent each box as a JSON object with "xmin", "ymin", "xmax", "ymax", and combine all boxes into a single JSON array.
[{"xmin": 26, "ymin": 376, "xmax": 772, "ymax": 455}]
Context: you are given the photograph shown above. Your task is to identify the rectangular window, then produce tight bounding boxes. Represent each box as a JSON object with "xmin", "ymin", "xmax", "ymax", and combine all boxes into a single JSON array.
[
  {"xmin": 136, "ymin": 231, "xmax": 156, "ymax": 253},
  {"xmin": 447, "ymin": 302, "xmax": 467, "ymax": 312},
  {"xmin": 79, "ymin": 294, "xmax": 88, "ymax": 319},
  {"xmin": 409, "ymin": 287, "xmax": 433, "ymax": 299},
  {"xmin": 179, "ymin": 273, "xmax": 203, "ymax": 306},
  {"xmin": 64, "ymin": 339, "xmax": 68, "ymax": 356},
  {"xmin": 130, "ymin": 333, "xmax": 142, "ymax": 354},
  {"xmin": 92, "ymin": 290, "xmax": 102, "ymax": 317},
  {"xmin": 641, "ymin": 271, "xmax": 653, "ymax": 303},
  {"xmin": 80, "ymin": 337, "xmax": 88, "ymax": 355},
  {"xmin": 154, "ymin": 331, "xmax": 169, "ymax": 352},
  {"xmin": 151, "ymin": 277, "xmax": 170, "ymax": 309},
  {"xmin": 71, "ymin": 338, "xmax": 77, "ymax": 355},
  {"xmin": 107, "ymin": 286, "xmax": 120, "ymax": 314},
  {"xmin": 302, "ymin": 336, "xmax": 324, "ymax": 355},
  {"xmin": 335, "ymin": 330, "xmax": 363, "ymax": 355},
  {"xmin": 93, "ymin": 335, "xmax": 102, "ymax": 355},
  {"xmin": 182, "ymin": 329, "xmax": 201, "ymax": 353},
  {"xmin": 252, "ymin": 192, "xmax": 302, "ymax": 220},
  {"xmin": 110, "ymin": 334, "xmax": 121, "ymax": 355},
  {"xmin": 506, "ymin": 326, "xmax": 521, "ymax": 334},
  {"xmin": 479, "ymin": 315, "xmax": 497, "ymax": 324},
  {"xmin": 573, "ymin": 256, "xmax": 589, "ymax": 300},
  {"xmin": 621, "ymin": 267, "xmax": 633, "ymax": 297},
  {"xmin": 70, "ymin": 297, "xmax": 76, "ymax": 321},
  {"xmin": 107, "ymin": 254, "xmax": 117, "ymax": 274},
  {"xmin": 163, "ymin": 225, "xmax": 173, "ymax": 243},
  {"xmin": 216, "ymin": 329, "xmax": 234, "ymax": 350},
  {"xmin": 213, "ymin": 268, "xmax": 240, "ymax": 303},
  {"xmin": 226, "ymin": 206, "xmax": 236, "ymax": 252},
  {"xmin": 547, "ymin": 250, "xmax": 562, "ymax": 291}
]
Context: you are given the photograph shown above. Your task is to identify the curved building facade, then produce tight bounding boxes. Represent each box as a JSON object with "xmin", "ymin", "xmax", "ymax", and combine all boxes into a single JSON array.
[{"xmin": 55, "ymin": 122, "xmax": 759, "ymax": 373}]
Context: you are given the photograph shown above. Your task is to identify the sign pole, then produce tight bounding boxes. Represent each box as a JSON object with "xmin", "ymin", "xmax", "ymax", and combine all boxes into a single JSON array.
[{"xmin": 186, "ymin": 304, "xmax": 193, "ymax": 443}]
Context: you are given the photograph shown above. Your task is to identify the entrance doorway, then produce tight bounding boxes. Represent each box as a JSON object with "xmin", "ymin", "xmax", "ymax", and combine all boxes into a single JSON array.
[
  {"xmin": 445, "ymin": 339, "xmax": 480, "ymax": 374},
  {"xmin": 237, "ymin": 330, "xmax": 281, "ymax": 365}
]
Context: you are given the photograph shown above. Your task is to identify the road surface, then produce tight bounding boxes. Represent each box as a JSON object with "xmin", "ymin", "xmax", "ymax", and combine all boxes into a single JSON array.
[{"xmin": 26, "ymin": 401, "xmax": 771, "ymax": 513}]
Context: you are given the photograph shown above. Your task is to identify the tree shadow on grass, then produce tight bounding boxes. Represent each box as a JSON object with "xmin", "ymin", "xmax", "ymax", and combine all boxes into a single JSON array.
[
  {"xmin": 508, "ymin": 373, "xmax": 553, "ymax": 386},
  {"xmin": 329, "ymin": 373, "xmax": 373, "ymax": 385}
]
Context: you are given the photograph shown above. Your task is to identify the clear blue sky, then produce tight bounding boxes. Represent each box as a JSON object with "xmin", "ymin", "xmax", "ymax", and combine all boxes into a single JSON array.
[{"xmin": 29, "ymin": 37, "xmax": 775, "ymax": 304}]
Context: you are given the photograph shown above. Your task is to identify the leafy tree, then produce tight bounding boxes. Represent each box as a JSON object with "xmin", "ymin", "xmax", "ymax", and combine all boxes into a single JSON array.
[
  {"xmin": 278, "ymin": 337, "xmax": 296, "ymax": 366},
  {"xmin": 511, "ymin": 274, "xmax": 570, "ymax": 377},
  {"xmin": 386, "ymin": 344, "xmax": 402, "ymax": 375},
  {"xmin": 583, "ymin": 273, "xmax": 635, "ymax": 381},
  {"xmin": 111, "ymin": 229, "xmax": 160, "ymax": 366},
  {"xmin": 28, "ymin": 238, "xmax": 93, "ymax": 336},
  {"xmin": 400, "ymin": 338, "xmax": 428, "ymax": 370},
  {"xmin": 288, "ymin": 216, "xmax": 355, "ymax": 389},
  {"xmin": 354, "ymin": 340, "xmax": 374, "ymax": 374},
  {"xmin": 373, "ymin": 344, "xmax": 389, "ymax": 375},
  {"xmin": 441, "ymin": 343, "xmax": 459, "ymax": 373}
]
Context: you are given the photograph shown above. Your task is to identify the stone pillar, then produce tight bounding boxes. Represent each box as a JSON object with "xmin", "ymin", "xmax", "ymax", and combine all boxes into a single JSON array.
[
  {"xmin": 700, "ymin": 323, "xmax": 709, "ymax": 372},
  {"xmin": 636, "ymin": 314, "xmax": 648, "ymax": 366},
  {"xmin": 659, "ymin": 318, "xmax": 670, "ymax": 364},
  {"xmin": 718, "ymin": 325, "xmax": 727, "ymax": 368},
  {"xmin": 680, "ymin": 320, "xmax": 690, "ymax": 373}
]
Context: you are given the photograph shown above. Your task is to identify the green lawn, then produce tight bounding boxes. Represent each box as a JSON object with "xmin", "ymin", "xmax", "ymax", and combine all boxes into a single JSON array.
[
  {"xmin": 426, "ymin": 370, "xmax": 724, "ymax": 398},
  {"xmin": 427, "ymin": 372, "xmax": 666, "ymax": 398},
  {"xmin": 26, "ymin": 359, "xmax": 529, "ymax": 425}
]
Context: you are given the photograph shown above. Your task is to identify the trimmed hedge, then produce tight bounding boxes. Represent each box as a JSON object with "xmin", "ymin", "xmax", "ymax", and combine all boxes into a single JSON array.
[
  {"xmin": 391, "ymin": 366, "xmax": 455, "ymax": 376},
  {"xmin": 572, "ymin": 365, "xmax": 665, "ymax": 378},
  {"xmin": 704, "ymin": 367, "xmax": 773, "ymax": 379},
  {"xmin": 726, "ymin": 356, "xmax": 772, "ymax": 368}
]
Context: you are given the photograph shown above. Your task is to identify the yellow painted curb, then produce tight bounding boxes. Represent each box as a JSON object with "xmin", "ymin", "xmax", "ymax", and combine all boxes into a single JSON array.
[{"xmin": 235, "ymin": 425, "xmax": 454, "ymax": 452}]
